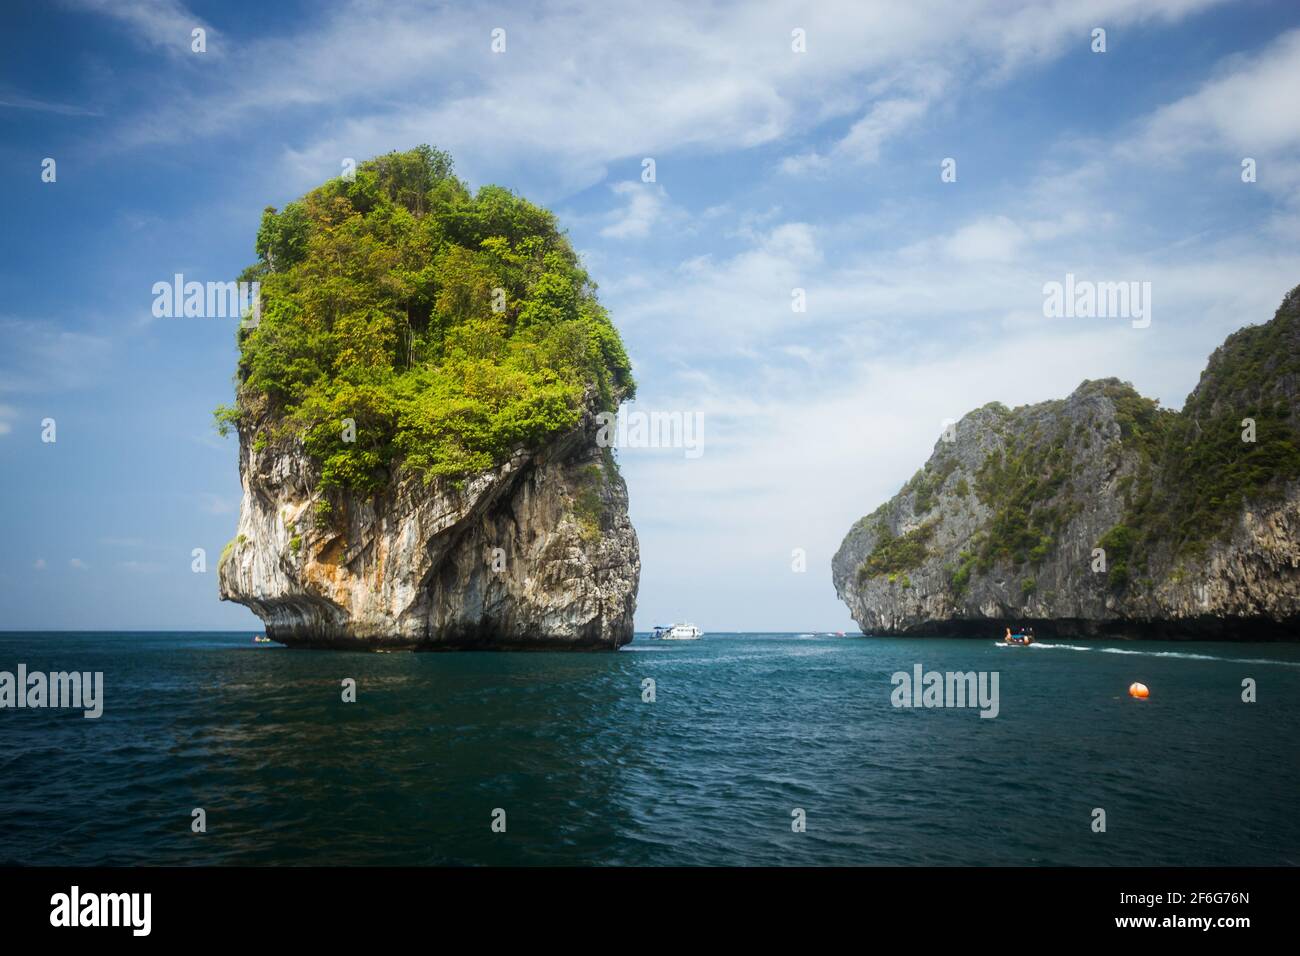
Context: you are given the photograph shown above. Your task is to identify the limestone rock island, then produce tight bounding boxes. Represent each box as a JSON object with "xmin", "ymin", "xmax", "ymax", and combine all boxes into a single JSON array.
[
  {"xmin": 217, "ymin": 147, "xmax": 639, "ymax": 649},
  {"xmin": 833, "ymin": 286, "xmax": 1300, "ymax": 639}
]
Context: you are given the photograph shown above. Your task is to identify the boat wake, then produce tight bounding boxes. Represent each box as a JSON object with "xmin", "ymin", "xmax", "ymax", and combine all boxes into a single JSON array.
[
  {"xmin": 993, "ymin": 642, "xmax": 1089, "ymax": 651},
  {"xmin": 993, "ymin": 642, "xmax": 1300, "ymax": 667}
]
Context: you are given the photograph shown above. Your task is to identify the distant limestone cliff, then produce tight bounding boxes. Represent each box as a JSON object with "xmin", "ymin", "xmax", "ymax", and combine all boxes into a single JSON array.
[
  {"xmin": 833, "ymin": 286, "xmax": 1300, "ymax": 639},
  {"xmin": 217, "ymin": 147, "xmax": 638, "ymax": 649}
]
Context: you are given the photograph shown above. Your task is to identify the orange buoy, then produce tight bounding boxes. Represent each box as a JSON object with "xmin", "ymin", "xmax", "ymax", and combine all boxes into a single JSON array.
[{"xmin": 1129, "ymin": 681, "xmax": 1150, "ymax": 699}]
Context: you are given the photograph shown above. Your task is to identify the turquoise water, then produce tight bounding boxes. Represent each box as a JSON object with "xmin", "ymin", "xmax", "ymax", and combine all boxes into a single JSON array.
[{"xmin": 1, "ymin": 631, "xmax": 1297, "ymax": 866}]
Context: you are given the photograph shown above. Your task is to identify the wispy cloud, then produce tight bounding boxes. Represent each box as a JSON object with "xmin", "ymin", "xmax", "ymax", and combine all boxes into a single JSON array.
[
  {"xmin": 0, "ymin": 320, "xmax": 112, "ymax": 394},
  {"xmin": 1138, "ymin": 28, "xmax": 1300, "ymax": 156},
  {"xmin": 0, "ymin": 91, "xmax": 103, "ymax": 117},
  {"xmin": 781, "ymin": 93, "xmax": 934, "ymax": 174},
  {"xmin": 78, "ymin": 0, "xmax": 1229, "ymax": 195},
  {"xmin": 600, "ymin": 183, "xmax": 675, "ymax": 240},
  {"xmin": 64, "ymin": 0, "xmax": 218, "ymax": 57}
]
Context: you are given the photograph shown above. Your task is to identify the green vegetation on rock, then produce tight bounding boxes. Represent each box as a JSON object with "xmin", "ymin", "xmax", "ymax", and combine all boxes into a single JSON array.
[
  {"xmin": 858, "ymin": 521, "xmax": 936, "ymax": 580},
  {"xmin": 573, "ymin": 463, "xmax": 606, "ymax": 542},
  {"xmin": 214, "ymin": 146, "xmax": 634, "ymax": 493},
  {"xmin": 972, "ymin": 417, "xmax": 1075, "ymax": 571},
  {"xmin": 1094, "ymin": 291, "xmax": 1300, "ymax": 579},
  {"xmin": 1127, "ymin": 299, "xmax": 1300, "ymax": 558},
  {"xmin": 906, "ymin": 455, "xmax": 959, "ymax": 514},
  {"xmin": 1097, "ymin": 524, "xmax": 1136, "ymax": 588},
  {"xmin": 948, "ymin": 550, "xmax": 978, "ymax": 596},
  {"xmin": 835, "ymin": 287, "xmax": 1300, "ymax": 634}
]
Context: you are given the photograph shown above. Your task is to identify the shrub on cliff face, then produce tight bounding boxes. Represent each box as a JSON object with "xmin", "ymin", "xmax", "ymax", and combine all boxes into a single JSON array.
[
  {"xmin": 971, "ymin": 422, "xmax": 1073, "ymax": 570},
  {"xmin": 1096, "ymin": 524, "xmax": 1135, "ymax": 588},
  {"xmin": 858, "ymin": 521, "xmax": 936, "ymax": 580},
  {"xmin": 907, "ymin": 456, "xmax": 959, "ymax": 514},
  {"xmin": 215, "ymin": 145, "xmax": 634, "ymax": 491}
]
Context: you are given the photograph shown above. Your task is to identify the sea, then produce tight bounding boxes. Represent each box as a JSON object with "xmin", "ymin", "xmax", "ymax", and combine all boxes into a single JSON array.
[{"xmin": 1, "ymin": 630, "xmax": 1297, "ymax": 866}]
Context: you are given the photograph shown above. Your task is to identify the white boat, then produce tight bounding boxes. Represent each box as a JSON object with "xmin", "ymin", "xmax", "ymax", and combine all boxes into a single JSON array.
[{"xmin": 656, "ymin": 623, "xmax": 703, "ymax": 640}]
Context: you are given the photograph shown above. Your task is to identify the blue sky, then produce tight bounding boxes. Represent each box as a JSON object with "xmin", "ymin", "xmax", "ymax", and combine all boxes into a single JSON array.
[{"xmin": 2, "ymin": 0, "xmax": 1299, "ymax": 631}]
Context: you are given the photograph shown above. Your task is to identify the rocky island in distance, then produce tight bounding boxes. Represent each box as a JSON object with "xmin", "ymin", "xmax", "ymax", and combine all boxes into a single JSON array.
[
  {"xmin": 833, "ymin": 285, "xmax": 1300, "ymax": 640},
  {"xmin": 216, "ymin": 147, "xmax": 639, "ymax": 650}
]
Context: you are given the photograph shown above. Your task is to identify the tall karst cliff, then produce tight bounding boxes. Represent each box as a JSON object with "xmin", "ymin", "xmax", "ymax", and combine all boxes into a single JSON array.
[
  {"xmin": 833, "ymin": 285, "xmax": 1300, "ymax": 639},
  {"xmin": 217, "ymin": 147, "xmax": 638, "ymax": 649}
]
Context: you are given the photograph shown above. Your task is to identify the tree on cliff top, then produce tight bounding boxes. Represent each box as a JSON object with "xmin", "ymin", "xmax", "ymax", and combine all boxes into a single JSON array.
[{"xmin": 214, "ymin": 146, "xmax": 634, "ymax": 492}]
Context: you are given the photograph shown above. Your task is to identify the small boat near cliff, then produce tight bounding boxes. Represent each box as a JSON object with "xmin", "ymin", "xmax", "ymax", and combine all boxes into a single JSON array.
[
  {"xmin": 654, "ymin": 623, "xmax": 703, "ymax": 640},
  {"xmin": 1003, "ymin": 627, "xmax": 1034, "ymax": 646}
]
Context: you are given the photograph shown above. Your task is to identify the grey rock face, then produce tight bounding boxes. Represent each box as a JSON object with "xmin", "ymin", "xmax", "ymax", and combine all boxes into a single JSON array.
[
  {"xmin": 833, "ymin": 291, "xmax": 1300, "ymax": 640},
  {"xmin": 218, "ymin": 402, "xmax": 639, "ymax": 649}
]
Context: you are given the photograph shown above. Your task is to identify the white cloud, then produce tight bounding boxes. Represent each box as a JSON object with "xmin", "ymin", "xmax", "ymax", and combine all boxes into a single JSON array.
[
  {"xmin": 615, "ymin": 222, "xmax": 821, "ymax": 353},
  {"xmin": 904, "ymin": 209, "xmax": 1097, "ymax": 265},
  {"xmin": 1128, "ymin": 27, "xmax": 1300, "ymax": 225},
  {"xmin": 65, "ymin": 0, "xmax": 219, "ymax": 57},
  {"xmin": 78, "ymin": 0, "xmax": 1227, "ymax": 197},
  {"xmin": 943, "ymin": 216, "xmax": 1028, "ymax": 263},
  {"xmin": 782, "ymin": 93, "xmax": 934, "ymax": 174},
  {"xmin": 600, "ymin": 183, "xmax": 672, "ymax": 240},
  {"xmin": 836, "ymin": 95, "xmax": 932, "ymax": 160},
  {"xmin": 1140, "ymin": 29, "xmax": 1300, "ymax": 156}
]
